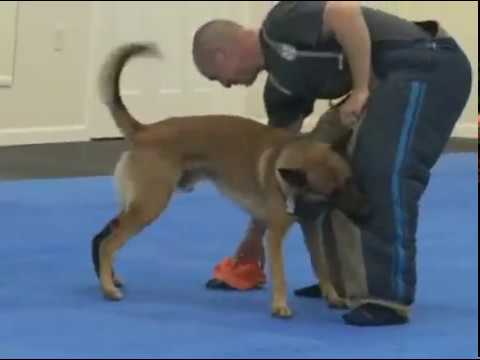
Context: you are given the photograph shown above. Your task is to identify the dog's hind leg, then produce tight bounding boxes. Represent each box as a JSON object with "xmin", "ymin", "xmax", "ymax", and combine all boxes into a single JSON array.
[
  {"xmin": 93, "ymin": 153, "xmax": 177, "ymax": 300},
  {"xmin": 93, "ymin": 185, "xmax": 174, "ymax": 301}
]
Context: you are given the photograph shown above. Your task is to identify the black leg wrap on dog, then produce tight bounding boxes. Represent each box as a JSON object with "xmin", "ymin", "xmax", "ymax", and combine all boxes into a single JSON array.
[{"xmin": 91, "ymin": 219, "xmax": 118, "ymax": 279}]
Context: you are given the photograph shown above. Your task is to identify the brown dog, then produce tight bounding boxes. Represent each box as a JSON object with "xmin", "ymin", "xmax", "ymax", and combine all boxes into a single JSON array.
[{"xmin": 92, "ymin": 43, "xmax": 365, "ymax": 318}]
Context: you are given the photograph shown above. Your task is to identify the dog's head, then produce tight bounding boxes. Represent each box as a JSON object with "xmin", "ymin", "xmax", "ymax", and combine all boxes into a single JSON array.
[
  {"xmin": 276, "ymin": 139, "xmax": 351, "ymax": 201},
  {"xmin": 275, "ymin": 137, "xmax": 368, "ymax": 220}
]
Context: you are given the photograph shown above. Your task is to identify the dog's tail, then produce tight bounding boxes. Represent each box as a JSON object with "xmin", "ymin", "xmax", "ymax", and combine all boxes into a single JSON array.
[{"xmin": 98, "ymin": 42, "xmax": 161, "ymax": 138}]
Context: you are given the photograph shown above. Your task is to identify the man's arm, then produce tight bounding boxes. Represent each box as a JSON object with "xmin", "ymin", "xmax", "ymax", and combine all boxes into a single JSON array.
[
  {"xmin": 324, "ymin": 1, "xmax": 371, "ymax": 95},
  {"xmin": 264, "ymin": 76, "xmax": 314, "ymax": 133},
  {"xmin": 323, "ymin": 1, "xmax": 371, "ymax": 125}
]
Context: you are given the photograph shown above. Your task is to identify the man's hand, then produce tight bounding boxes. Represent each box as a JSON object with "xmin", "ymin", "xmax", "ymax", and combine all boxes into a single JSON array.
[{"xmin": 339, "ymin": 89, "xmax": 369, "ymax": 126}]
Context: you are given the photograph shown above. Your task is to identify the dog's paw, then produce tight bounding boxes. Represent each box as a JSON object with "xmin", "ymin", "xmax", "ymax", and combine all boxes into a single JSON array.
[
  {"xmin": 328, "ymin": 299, "xmax": 348, "ymax": 310},
  {"xmin": 322, "ymin": 284, "xmax": 347, "ymax": 309},
  {"xmin": 271, "ymin": 303, "xmax": 293, "ymax": 319},
  {"xmin": 326, "ymin": 292, "xmax": 347, "ymax": 309},
  {"xmin": 103, "ymin": 287, "xmax": 124, "ymax": 301}
]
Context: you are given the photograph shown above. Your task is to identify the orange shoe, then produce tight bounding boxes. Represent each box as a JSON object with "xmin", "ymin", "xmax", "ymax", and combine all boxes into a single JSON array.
[{"xmin": 207, "ymin": 257, "xmax": 266, "ymax": 291}]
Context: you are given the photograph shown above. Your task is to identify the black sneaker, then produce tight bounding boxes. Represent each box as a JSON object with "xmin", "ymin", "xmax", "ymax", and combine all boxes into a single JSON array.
[
  {"xmin": 205, "ymin": 278, "xmax": 264, "ymax": 291},
  {"xmin": 294, "ymin": 284, "xmax": 323, "ymax": 298},
  {"xmin": 343, "ymin": 303, "xmax": 409, "ymax": 326},
  {"xmin": 205, "ymin": 279, "xmax": 237, "ymax": 291}
]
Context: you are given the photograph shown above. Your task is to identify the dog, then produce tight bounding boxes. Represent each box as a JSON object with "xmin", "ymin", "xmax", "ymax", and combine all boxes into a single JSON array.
[{"xmin": 92, "ymin": 42, "xmax": 367, "ymax": 318}]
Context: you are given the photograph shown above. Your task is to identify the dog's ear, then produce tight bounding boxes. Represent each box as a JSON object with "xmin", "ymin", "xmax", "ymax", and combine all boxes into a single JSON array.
[
  {"xmin": 330, "ymin": 129, "xmax": 353, "ymax": 154},
  {"xmin": 278, "ymin": 168, "xmax": 308, "ymax": 188}
]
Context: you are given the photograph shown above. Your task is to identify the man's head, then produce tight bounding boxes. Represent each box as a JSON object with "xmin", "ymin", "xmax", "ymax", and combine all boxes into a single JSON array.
[{"xmin": 192, "ymin": 20, "xmax": 264, "ymax": 88}]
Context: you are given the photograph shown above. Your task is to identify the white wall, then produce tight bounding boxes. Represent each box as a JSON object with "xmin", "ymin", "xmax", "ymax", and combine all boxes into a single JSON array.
[
  {"xmin": 0, "ymin": 1, "xmax": 18, "ymax": 87},
  {"xmin": 85, "ymin": 1, "xmax": 251, "ymax": 139},
  {"xmin": 0, "ymin": 1, "xmax": 93, "ymax": 146},
  {"xmin": 0, "ymin": 1, "xmax": 477, "ymax": 146}
]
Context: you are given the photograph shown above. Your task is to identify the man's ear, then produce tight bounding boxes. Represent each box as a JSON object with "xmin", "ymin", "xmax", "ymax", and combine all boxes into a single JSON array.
[{"xmin": 278, "ymin": 168, "xmax": 308, "ymax": 188}]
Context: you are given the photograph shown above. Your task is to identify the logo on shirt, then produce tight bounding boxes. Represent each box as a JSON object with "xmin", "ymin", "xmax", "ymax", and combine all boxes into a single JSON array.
[{"xmin": 279, "ymin": 44, "xmax": 297, "ymax": 61}]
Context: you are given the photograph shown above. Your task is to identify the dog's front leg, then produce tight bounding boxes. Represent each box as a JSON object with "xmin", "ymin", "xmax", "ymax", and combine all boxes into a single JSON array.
[
  {"xmin": 266, "ymin": 217, "xmax": 293, "ymax": 318},
  {"xmin": 300, "ymin": 219, "xmax": 346, "ymax": 309}
]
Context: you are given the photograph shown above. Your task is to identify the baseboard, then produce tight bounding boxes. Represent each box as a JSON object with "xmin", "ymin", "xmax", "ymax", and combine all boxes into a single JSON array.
[
  {"xmin": 0, "ymin": 125, "xmax": 89, "ymax": 146},
  {"xmin": 0, "ymin": 118, "xmax": 475, "ymax": 147},
  {"xmin": 253, "ymin": 117, "xmax": 478, "ymax": 138},
  {"xmin": 251, "ymin": 116, "xmax": 320, "ymax": 133}
]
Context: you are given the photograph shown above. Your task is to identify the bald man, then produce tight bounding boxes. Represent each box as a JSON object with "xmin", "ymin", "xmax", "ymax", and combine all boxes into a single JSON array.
[{"xmin": 192, "ymin": 1, "xmax": 472, "ymax": 326}]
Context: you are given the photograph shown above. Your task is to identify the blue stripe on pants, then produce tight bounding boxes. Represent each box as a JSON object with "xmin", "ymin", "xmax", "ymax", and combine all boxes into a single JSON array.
[{"xmin": 392, "ymin": 81, "xmax": 427, "ymax": 300}]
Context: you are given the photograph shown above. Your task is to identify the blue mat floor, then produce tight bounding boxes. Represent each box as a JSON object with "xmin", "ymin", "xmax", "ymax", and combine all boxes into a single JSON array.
[{"xmin": 0, "ymin": 153, "xmax": 478, "ymax": 358}]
